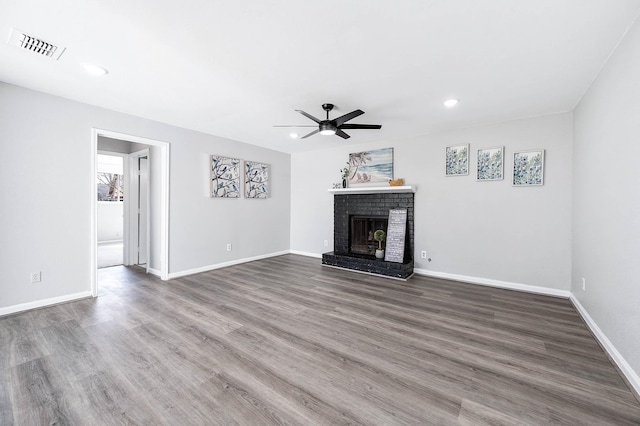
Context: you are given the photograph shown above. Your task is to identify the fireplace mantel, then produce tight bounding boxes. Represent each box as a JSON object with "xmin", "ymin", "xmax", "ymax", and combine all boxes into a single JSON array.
[{"xmin": 328, "ymin": 185, "xmax": 416, "ymax": 195}]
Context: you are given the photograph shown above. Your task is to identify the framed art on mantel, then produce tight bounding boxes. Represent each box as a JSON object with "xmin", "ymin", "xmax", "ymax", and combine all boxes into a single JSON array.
[
  {"xmin": 348, "ymin": 147, "xmax": 394, "ymax": 186},
  {"xmin": 445, "ymin": 144, "xmax": 469, "ymax": 176},
  {"xmin": 513, "ymin": 149, "xmax": 545, "ymax": 186},
  {"xmin": 210, "ymin": 155, "xmax": 241, "ymax": 198}
]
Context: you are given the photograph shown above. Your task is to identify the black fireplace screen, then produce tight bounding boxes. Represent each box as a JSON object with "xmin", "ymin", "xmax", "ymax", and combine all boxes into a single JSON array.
[{"xmin": 350, "ymin": 216, "xmax": 388, "ymax": 255}]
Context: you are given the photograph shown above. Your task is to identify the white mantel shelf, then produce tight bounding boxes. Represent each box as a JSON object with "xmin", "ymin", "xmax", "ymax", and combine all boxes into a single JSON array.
[{"xmin": 328, "ymin": 185, "xmax": 416, "ymax": 195}]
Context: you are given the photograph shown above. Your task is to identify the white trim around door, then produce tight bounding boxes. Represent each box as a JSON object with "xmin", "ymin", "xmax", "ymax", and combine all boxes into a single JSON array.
[{"xmin": 91, "ymin": 129, "xmax": 170, "ymax": 297}]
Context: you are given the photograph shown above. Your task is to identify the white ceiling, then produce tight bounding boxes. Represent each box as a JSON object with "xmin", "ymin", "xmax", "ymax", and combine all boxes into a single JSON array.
[{"xmin": 1, "ymin": 0, "xmax": 639, "ymax": 153}]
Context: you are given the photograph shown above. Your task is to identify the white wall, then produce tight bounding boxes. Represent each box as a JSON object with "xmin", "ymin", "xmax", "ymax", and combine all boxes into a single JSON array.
[
  {"xmin": 573, "ymin": 17, "xmax": 640, "ymax": 380},
  {"xmin": 291, "ymin": 112, "xmax": 573, "ymax": 291},
  {"xmin": 0, "ymin": 82, "xmax": 290, "ymax": 310},
  {"xmin": 168, "ymin": 131, "xmax": 291, "ymax": 273},
  {"xmin": 97, "ymin": 202, "xmax": 123, "ymax": 242}
]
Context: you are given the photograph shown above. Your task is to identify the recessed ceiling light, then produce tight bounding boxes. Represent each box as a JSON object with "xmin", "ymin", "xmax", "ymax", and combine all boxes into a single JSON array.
[
  {"xmin": 444, "ymin": 99, "xmax": 459, "ymax": 108},
  {"xmin": 289, "ymin": 133, "xmax": 299, "ymax": 139},
  {"xmin": 82, "ymin": 63, "xmax": 108, "ymax": 76}
]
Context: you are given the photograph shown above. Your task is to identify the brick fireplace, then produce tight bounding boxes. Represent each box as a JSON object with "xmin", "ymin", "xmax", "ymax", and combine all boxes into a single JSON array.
[{"xmin": 322, "ymin": 188, "xmax": 415, "ymax": 279}]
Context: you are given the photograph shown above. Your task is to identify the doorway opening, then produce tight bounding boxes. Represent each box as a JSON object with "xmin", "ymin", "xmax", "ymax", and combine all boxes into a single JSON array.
[
  {"xmin": 96, "ymin": 153, "xmax": 125, "ymax": 268},
  {"xmin": 91, "ymin": 129, "xmax": 170, "ymax": 297}
]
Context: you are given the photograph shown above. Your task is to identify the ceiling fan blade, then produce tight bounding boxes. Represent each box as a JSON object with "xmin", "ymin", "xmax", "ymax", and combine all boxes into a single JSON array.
[
  {"xmin": 273, "ymin": 125, "xmax": 317, "ymax": 127},
  {"xmin": 300, "ymin": 129, "xmax": 320, "ymax": 139},
  {"xmin": 339, "ymin": 124, "xmax": 382, "ymax": 130},
  {"xmin": 296, "ymin": 110, "xmax": 321, "ymax": 123},
  {"xmin": 333, "ymin": 109, "xmax": 364, "ymax": 126},
  {"xmin": 336, "ymin": 129, "xmax": 351, "ymax": 139}
]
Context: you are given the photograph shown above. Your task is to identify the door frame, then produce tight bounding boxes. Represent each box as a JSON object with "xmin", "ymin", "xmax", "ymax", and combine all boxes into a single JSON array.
[
  {"xmin": 91, "ymin": 129, "xmax": 170, "ymax": 297},
  {"xmin": 128, "ymin": 149, "xmax": 150, "ymax": 270}
]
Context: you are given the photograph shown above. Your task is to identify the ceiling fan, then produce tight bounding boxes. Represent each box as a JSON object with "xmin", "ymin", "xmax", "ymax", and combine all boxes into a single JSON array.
[{"xmin": 275, "ymin": 103, "xmax": 382, "ymax": 139}]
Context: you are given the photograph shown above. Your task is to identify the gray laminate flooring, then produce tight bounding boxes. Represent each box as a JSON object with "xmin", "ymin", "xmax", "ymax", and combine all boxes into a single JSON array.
[{"xmin": 1, "ymin": 254, "xmax": 639, "ymax": 425}]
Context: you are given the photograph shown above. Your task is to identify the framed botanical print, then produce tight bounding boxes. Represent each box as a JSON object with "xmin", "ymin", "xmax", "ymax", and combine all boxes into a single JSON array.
[
  {"xmin": 446, "ymin": 144, "xmax": 469, "ymax": 176},
  {"xmin": 513, "ymin": 150, "xmax": 544, "ymax": 186},
  {"xmin": 477, "ymin": 147, "xmax": 504, "ymax": 181},
  {"xmin": 245, "ymin": 161, "xmax": 269, "ymax": 198},
  {"xmin": 210, "ymin": 155, "xmax": 241, "ymax": 198}
]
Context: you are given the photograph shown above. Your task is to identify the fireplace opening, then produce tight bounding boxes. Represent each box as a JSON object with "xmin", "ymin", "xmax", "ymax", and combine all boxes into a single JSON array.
[{"xmin": 350, "ymin": 216, "xmax": 388, "ymax": 255}]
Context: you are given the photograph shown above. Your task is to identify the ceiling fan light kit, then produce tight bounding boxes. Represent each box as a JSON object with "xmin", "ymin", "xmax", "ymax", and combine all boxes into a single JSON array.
[
  {"xmin": 276, "ymin": 103, "xmax": 382, "ymax": 140},
  {"xmin": 319, "ymin": 122, "xmax": 336, "ymax": 136}
]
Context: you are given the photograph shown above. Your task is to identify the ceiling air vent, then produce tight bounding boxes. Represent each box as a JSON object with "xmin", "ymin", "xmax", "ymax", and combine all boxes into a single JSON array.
[{"xmin": 7, "ymin": 27, "xmax": 66, "ymax": 60}]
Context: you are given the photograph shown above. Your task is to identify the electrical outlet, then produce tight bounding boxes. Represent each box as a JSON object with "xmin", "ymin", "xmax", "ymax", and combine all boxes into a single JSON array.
[
  {"xmin": 324, "ymin": 240, "xmax": 328, "ymax": 247},
  {"xmin": 31, "ymin": 271, "xmax": 41, "ymax": 283},
  {"xmin": 421, "ymin": 251, "xmax": 427, "ymax": 259},
  {"xmin": 582, "ymin": 277, "xmax": 586, "ymax": 291},
  {"xmin": 226, "ymin": 243, "xmax": 232, "ymax": 252}
]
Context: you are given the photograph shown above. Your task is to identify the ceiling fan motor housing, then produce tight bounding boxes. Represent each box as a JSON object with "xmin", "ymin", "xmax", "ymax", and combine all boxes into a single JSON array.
[{"xmin": 319, "ymin": 121, "xmax": 337, "ymax": 135}]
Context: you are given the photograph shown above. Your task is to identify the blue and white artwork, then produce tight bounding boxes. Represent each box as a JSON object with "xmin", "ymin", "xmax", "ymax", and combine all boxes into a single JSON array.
[
  {"xmin": 445, "ymin": 144, "xmax": 469, "ymax": 176},
  {"xmin": 245, "ymin": 161, "xmax": 269, "ymax": 198},
  {"xmin": 513, "ymin": 150, "xmax": 544, "ymax": 186},
  {"xmin": 210, "ymin": 155, "xmax": 241, "ymax": 198},
  {"xmin": 348, "ymin": 147, "xmax": 393, "ymax": 186},
  {"xmin": 477, "ymin": 147, "xmax": 504, "ymax": 181}
]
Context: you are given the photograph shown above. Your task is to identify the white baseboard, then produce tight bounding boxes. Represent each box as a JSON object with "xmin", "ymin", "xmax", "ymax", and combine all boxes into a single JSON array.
[
  {"xmin": 289, "ymin": 250, "xmax": 323, "ymax": 259},
  {"xmin": 570, "ymin": 295, "xmax": 640, "ymax": 396},
  {"xmin": 0, "ymin": 291, "xmax": 93, "ymax": 317},
  {"xmin": 413, "ymin": 268, "xmax": 572, "ymax": 298},
  {"xmin": 148, "ymin": 267, "xmax": 162, "ymax": 278},
  {"xmin": 168, "ymin": 250, "xmax": 291, "ymax": 279}
]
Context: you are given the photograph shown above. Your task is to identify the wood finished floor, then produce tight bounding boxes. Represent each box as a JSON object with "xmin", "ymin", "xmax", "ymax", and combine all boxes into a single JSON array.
[{"xmin": 1, "ymin": 255, "xmax": 639, "ymax": 425}]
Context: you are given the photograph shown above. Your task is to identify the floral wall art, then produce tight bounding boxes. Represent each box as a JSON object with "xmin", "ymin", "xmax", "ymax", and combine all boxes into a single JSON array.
[
  {"xmin": 210, "ymin": 155, "xmax": 241, "ymax": 198},
  {"xmin": 445, "ymin": 144, "xmax": 469, "ymax": 176},
  {"xmin": 348, "ymin": 147, "xmax": 394, "ymax": 186},
  {"xmin": 513, "ymin": 150, "xmax": 545, "ymax": 186},
  {"xmin": 245, "ymin": 161, "xmax": 269, "ymax": 198},
  {"xmin": 477, "ymin": 147, "xmax": 504, "ymax": 181}
]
